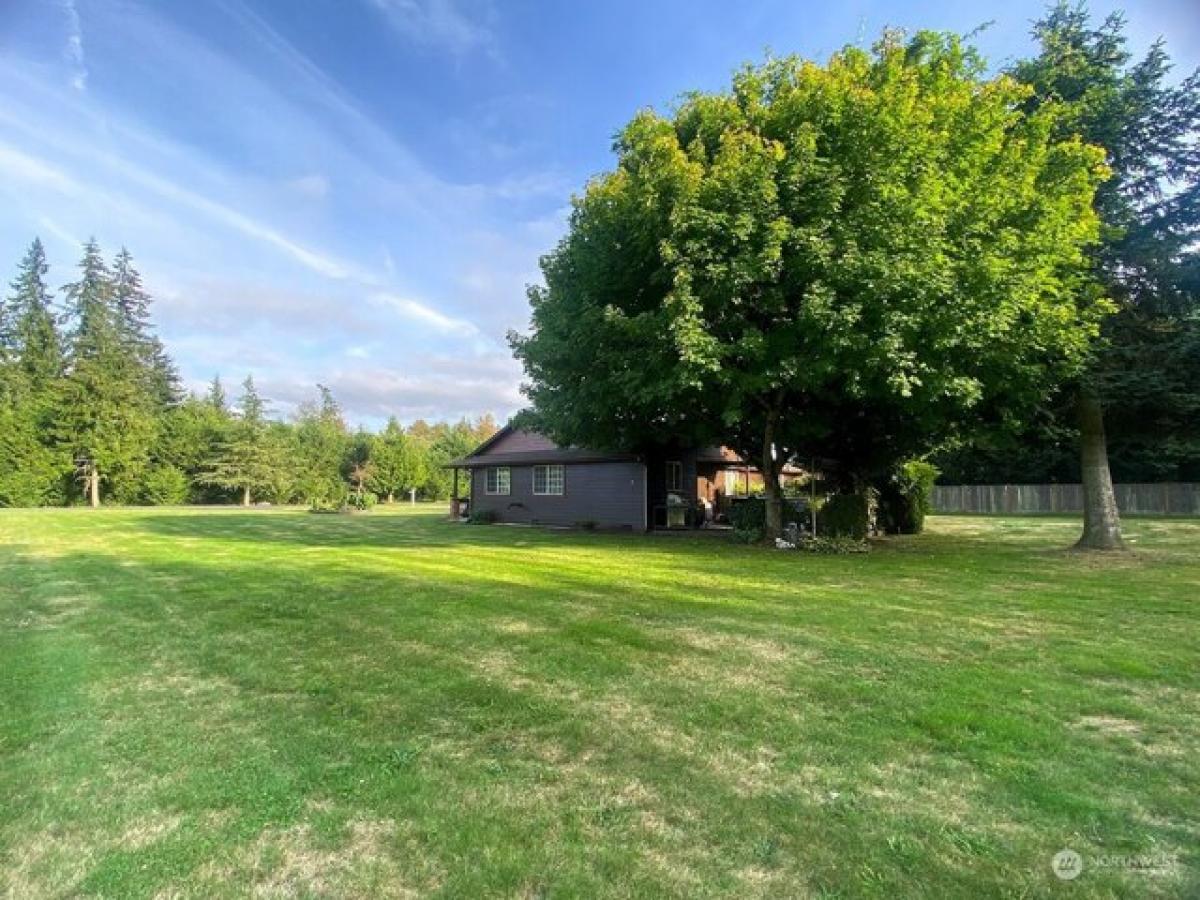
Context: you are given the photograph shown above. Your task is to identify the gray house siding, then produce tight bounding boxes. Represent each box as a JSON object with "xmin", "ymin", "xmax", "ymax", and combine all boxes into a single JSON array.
[{"xmin": 471, "ymin": 462, "xmax": 646, "ymax": 530}]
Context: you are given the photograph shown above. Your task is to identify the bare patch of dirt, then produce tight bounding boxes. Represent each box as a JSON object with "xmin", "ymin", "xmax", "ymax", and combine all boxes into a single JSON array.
[
  {"xmin": 184, "ymin": 816, "xmax": 435, "ymax": 899},
  {"xmin": 491, "ymin": 618, "xmax": 548, "ymax": 636},
  {"xmin": 120, "ymin": 813, "xmax": 183, "ymax": 851},
  {"xmin": 1076, "ymin": 715, "xmax": 1143, "ymax": 736}
]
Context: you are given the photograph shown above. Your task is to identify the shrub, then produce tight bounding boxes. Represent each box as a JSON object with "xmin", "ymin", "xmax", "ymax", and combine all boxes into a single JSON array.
[
  {"xmin": 818, "ymin": 493, "xmax": 871, "ymax": 539},
  {"xmin": 728, "ymin": 498, "xmax": 805, "ymax": 532},
  {"xmin": 878, "ymin": 460, "xmax": 939, "ymax": 534},
  {"xmin": 732, "ymin": 526, "xmax": 763, "ymax": 544},
  {"xmin": 140, "ymin": 465, "xmax": 190, "ymax": 506},
  {"xmin": 469, "ymin": 508, "xmax": 498, "ymax": 524},
  {"xmin": 349, "ymin": 491, "xmax": 378, "ymax": 512}
]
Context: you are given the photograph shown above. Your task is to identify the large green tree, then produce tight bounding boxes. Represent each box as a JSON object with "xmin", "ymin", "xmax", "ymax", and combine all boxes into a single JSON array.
[
  {"xmin": 513, "ymin": 33, "xmax": 1109, "ymax": 539},
  {"xmin": 1012, "ymin": 4, "xmax": 1200, "ymax": 549},
  {"xmin": 57, "ymin": 239, "xmax": 157, "ymax": 506}
]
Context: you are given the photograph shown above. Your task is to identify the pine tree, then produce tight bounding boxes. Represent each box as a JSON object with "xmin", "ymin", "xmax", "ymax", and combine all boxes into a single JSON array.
[
  {"xmin": 207, "ymin": 375, "xmax": 227, "ymax": 412},
  {"xmin": 57, "ymin": 239, "xmax": 157, "ymax": 506},
  {"xmin": 367, "ymin": 417, "xmax": 427, "ymax": 502},
  {"xmin": 201, "ymin": 376, "xmax": 281, "ymax": 506},
  {"xmin": 1014, "ymin": 5, "xmax": 1200, "ymax": 549},
  {"xmin": 6, "ymin": 238, "xmax": 64, "ymax": 392},
  {"xmin": 294, "ymin": 384, "xmax": 350, "ymax": 505},
  {"xmin": 0, "ymin": 240, "xmax": 68, "ymax": 505},
  {"xmin": 111, "ymin": 247, "xmax": 181, "ymax": 408}
]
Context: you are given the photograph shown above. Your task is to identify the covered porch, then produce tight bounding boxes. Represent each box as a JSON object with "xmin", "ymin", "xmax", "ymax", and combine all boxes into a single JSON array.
[{"xmin": 647, "ymin": 447, "xmax": 804, "ymax": 530}]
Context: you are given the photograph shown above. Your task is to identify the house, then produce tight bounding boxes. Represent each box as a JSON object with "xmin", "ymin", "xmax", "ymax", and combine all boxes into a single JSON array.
[{"xmin": 446, "ymin": 425, "xmax": 799, "ymax": 530}]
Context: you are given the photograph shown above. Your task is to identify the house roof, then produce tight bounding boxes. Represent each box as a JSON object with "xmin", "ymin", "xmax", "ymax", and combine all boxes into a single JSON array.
[
  {"xmin": 446, "ymin": 425, "xmax": 638, "ymax": 468},
  {"xmin": 447, "ymin": 424, "xmax": 806, "ymax": 474}
]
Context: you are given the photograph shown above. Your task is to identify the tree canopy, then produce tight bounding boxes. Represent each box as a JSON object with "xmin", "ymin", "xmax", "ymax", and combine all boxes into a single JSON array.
[{"xmin": 512, "ymin": 31, "xmax": 1110, "ymax": 537}]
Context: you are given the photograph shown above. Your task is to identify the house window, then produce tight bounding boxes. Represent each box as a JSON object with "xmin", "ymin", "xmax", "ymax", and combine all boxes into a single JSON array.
[
  {"xmin": 724, "ymin": 469, "xmax": 749, "ymax": 498},
  {"xmin": 666, "ymin": 460, "xmax": 683, "ymax": 493},
  {"xmin": 485, "ymin": 467, "xmax": 510, "ymax": 495},
  {"xmin": 533, "ymin": 464, "xmax": 564, "ymax": 496}
]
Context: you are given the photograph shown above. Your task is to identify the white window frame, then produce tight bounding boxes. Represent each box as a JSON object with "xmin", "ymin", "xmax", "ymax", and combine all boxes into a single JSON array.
[
  {"xmin": 533, "ymin": 464, "xmax": 564, "ymax": 496},
  {"xmin": 666, "ymin": 460, "xmax": 683, "ymax": 493},
  {"xmin": 485, "ymin": 466, "xmax": 510, "ymax": 495},
  {"xmin": 724, "ymin": 468, "xmax": 748, "ymax": 498}
]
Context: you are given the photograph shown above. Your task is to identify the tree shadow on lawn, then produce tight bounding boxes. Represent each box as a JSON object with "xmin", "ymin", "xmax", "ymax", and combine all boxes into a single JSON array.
[
  {"xmin": 129, "ymin": 509, "xmax": 1191, "ymax": 616},
  {"xmin": 4, "ymin": 541, "xmax": 1197, "ymax": 898}
]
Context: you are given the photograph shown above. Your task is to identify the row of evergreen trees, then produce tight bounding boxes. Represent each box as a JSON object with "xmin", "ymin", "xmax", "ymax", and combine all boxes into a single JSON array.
[{"xmin": 0, "ymin": 238, "xmax": 495, "ymax": 507}]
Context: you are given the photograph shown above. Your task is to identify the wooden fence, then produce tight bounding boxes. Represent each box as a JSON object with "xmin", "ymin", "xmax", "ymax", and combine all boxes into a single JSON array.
[{"xmin": 932, "ymin": 483, "xmax": 1200, "ymax": 516}]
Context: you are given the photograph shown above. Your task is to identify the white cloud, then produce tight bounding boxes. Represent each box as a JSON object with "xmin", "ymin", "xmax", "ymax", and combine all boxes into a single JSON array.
[
  {"xmin": 0, "ymin": 144, "xmax": 81, "ymax": 194},
  {"xmin": 61, "ymin": 0, "xmax": 87, "ymax": 92},
  {"xmin": 263, "ymin": 357, "xmax": 523, "ymax": 424},
  {"xmin": 366, "ymin": 0, "xmax": 495, "ymax": 57},
  {"xmin": 369, "ymin": 291, "xmax": 479, "ymax": 336},
  {"xmin": 0, "ymin": 2, "xmax": 565, "ymax": 426},
  {"xmin": 0, "ymin": 105, "xmax": 365, "ymax": 283},
  {"xmin": 36, "ymin": 215, "xmax": 83, "ymax": 250}
]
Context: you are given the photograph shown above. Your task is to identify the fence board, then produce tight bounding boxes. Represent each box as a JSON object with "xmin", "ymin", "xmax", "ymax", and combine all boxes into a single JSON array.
[{"xmin": 932, "ymin": 483, "xmax": 1200, "ymax": 516}]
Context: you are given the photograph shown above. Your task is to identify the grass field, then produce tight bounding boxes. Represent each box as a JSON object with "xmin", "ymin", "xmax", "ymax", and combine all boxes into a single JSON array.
[{"xmin": 1, "ymin": 507, "xmax": 1197, "ymax": 898}]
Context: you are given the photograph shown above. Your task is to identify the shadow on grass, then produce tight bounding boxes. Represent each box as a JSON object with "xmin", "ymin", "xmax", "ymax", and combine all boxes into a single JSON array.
[{"xmin": 3, "ymin": 520, "xmax": 1198, "ymax": 898}]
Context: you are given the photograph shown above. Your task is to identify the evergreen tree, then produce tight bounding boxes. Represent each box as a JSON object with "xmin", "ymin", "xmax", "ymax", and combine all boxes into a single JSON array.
[
  {"xmin": 1013, "ymin": 4, "xmax": 1200, "ymax": 549},
  {"xmin": 201, "ymin": 376, "xmax": 281, "ymax": 506},
  {"xmin": 57, "ymin": 239, "xmax": 157, "ymax": 506},
  {"xmin": 421, "ymin": 418, "xmax": 488, "ymax": 500},
  {"xmin": 294, "ymin": 384, "xmax": 350, "ymax": 505},
  {"xmin": 368, "ymin": 417, "xmax": 427, "ymax": 502},
  {"xmin": 111, "ymin": 247, "xmax": 181, "ymax": 408},
  {"xmin": 207, "ymin": 374, "xmax": 227, "ymax": 412},
  {"xmin": 5, "ymin": 238, "xmax": 64, "ymax": 392},
  {"xmin": 0, "ymin": 239, "xmax": 68, "ymax": 505},
  {"xmin": 153, "ymin": 393, "xmax": 233, "ymax": 503}
]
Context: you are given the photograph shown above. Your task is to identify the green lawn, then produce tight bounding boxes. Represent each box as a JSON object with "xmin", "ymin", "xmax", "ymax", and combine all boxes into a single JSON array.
[{"xmin": 1, "ymin": 507, "xmax": 1197, "ymax": 898}]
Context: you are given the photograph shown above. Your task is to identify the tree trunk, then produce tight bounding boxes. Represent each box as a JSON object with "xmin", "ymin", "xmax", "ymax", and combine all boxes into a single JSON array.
[
  {"xmin": 1075, "ymin": 388, "xmax": 1125, "ymax": 551},
  {"xmin": 88, "ymin": 467, "xmax": 100, "ymax": 508},
  {"xmin": 762, "ymin": 418, "xmax": 783, "ymax": 542},
  {"xmin": 242, "ymin": 484, "xmax": 251, "ymax": 507}
]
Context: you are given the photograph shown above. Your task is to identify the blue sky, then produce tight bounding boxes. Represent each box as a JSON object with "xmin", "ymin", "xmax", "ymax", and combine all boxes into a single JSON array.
[{"xmin": 2, "ymin": 0, "xmax": 1197, "ymax": 427}]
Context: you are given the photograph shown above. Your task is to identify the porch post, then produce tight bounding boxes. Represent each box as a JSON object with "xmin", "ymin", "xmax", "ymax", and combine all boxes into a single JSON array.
[{"xmin": 451, "ymin": 467, "xmax": 460, "ymax": 519}]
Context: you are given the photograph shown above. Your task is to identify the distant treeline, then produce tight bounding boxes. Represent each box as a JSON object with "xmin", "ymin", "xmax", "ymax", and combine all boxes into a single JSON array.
[{"xmin": 0, "ymin": 237, "xmax": 496, "ymax": 508}]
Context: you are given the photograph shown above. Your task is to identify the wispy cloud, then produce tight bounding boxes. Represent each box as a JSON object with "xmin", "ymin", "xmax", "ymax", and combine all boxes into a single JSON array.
[
  {"xmin": 366, "ymin": 0, "xmax": 496, "ymax": 58},
  {"xmin": 61, "ymin": 0, "xmax": 87, "ymax": 91},
  {"xmin": 0, "ymin": 86, "xmax": 367, "ymax": 283},
  {"xmin": 0, "ymin": 143, "xmax": 80, "ymax": 193},
  {"xmin": 36, "ymin": 215, "xmax": 83, "ymax": 250},
  {"xmin": 369, "ymin": 292, "xmax": 479, "ymax": 336},
  {"xmin": 0, "ymin": 0, "xmax": 563, "ymax": 426}
]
